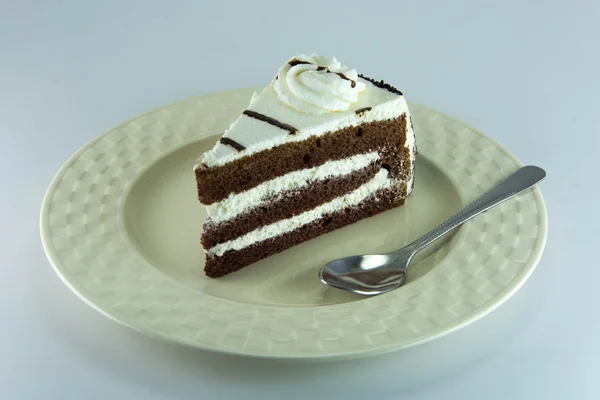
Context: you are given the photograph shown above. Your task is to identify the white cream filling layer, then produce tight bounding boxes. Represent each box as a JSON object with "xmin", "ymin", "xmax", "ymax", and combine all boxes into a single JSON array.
[
  {"xmin": 206, "ymin": 152, "xmax": 380, "ymax": 225},
  {"xmin": 207, "ymin": 169, "xmax": 395, "ymax": 257}
]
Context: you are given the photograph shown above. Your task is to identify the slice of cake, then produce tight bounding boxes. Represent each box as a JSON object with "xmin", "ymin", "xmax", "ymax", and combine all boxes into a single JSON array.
[{"xmin": 195, "ymin": 54, "xmax": 416, "ymax": 278}]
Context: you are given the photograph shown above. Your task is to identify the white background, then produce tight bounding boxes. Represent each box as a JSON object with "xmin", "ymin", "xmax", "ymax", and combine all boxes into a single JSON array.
[{"xmin": 1, "ymin": 1, "xmax": 598, "ymax": 399}]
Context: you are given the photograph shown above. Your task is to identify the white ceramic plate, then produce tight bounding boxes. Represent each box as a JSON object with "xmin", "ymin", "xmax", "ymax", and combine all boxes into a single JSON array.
[{"xmin": 40, "ymin": 88, "xmax": 547, "ymax": 360}]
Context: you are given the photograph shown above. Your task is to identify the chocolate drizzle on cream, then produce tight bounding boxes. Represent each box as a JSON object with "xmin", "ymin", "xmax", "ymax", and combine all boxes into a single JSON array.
[
  {"xmin": 243, "ymin": 110, "xmax": 298, "ymax": 135},
  {"xmin": 288, "ymin": 59, "xmax": 312, "ymax": 67},
  {"xmin": 335, "ymin": 72, "xmax": 357, "ymax": 88},
  {"xmin": 219, "ymin": 137, "xmax": 246, "ymax": 151},
  {"xmin": 355, "ymin": 107, "xmax": 372, "ymax": 115},
  {"xmin": 358, "ymin": 74, "xmax": 403, "ymax": 96}
]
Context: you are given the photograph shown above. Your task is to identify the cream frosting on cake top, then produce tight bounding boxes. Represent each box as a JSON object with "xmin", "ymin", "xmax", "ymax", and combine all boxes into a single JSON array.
[{"xmin": 197, "ymin": 54, "xmax": 411, "ymax": 169}]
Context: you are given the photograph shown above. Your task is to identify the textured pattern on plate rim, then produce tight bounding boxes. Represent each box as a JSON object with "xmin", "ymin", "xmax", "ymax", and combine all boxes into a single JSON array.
[{"xmin": 40, "ymin": 88, "xmax": 547, "ymax": 359}]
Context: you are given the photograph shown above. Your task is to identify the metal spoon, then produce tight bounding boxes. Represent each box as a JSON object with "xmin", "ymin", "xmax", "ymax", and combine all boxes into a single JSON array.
[{"xmin": 319, "ymin": 165, "xmax": 546, "ymax": 296}]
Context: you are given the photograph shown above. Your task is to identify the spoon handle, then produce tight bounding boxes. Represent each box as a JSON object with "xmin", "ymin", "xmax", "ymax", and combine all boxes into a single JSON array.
[{"xmin": 403, "ymin": 165, "xmax": 546, "ymax": 255}]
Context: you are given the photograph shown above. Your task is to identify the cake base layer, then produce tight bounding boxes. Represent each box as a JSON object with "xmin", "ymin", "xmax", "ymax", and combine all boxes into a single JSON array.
[
  {"xmin": 204, "ymin": 185, "xmax": 405, "ymax": 278},
  {"xmin": 196, "ymin": 115, "xmax": 409, "ymax": 204},
  {"xmin": 201, "ymin": 160, "xmax": 380, "ymax": 248}
]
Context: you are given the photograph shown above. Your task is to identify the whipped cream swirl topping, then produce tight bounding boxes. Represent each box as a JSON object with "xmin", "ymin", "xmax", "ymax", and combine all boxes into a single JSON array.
[{"xmin": 274, "ymin": 54, "xmax": 367, "ymax": 115}]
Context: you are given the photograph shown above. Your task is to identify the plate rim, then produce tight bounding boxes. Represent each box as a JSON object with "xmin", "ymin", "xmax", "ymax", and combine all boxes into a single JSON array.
[{"xmin": 40, "ymin": 88, "xmax": 548, "ymax": 360}]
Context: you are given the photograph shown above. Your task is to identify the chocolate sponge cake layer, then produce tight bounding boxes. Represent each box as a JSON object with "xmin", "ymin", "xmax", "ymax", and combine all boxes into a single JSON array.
[
  {"xmin": 201, "ymin": 161, "xmax": 381, "ymax": 248},
  {"xmin": 196, "ymin": 115, "xmax": 409, "ymax": 205},
  {"xmin": 204, "ymin": 184, "xmax": 406, "ymax": 278}
]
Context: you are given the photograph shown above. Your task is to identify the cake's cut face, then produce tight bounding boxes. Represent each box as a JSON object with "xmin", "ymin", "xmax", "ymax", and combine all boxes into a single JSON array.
[{"xmin": 195, "ymin": 54, "xmax": 416, "ymax": 278}]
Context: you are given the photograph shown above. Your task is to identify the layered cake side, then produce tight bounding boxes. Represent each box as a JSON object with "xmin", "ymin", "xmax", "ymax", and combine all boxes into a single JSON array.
[{"xmin": 195, "ymin": 54, "xmax": 416, "ymax": 278}]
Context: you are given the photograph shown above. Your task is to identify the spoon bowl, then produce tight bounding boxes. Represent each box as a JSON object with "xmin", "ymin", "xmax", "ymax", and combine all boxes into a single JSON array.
[{"xmin": 319, "ymin": 250, "xmax": 414, "ymax": 295}]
